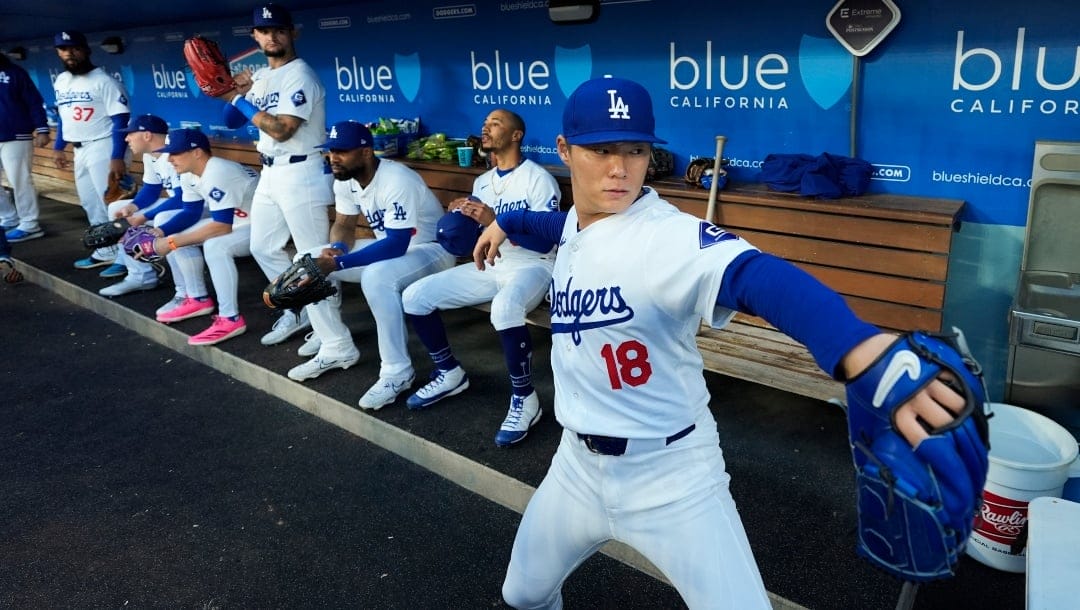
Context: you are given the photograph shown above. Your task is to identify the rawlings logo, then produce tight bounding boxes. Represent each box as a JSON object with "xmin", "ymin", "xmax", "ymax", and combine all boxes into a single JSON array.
[
  {"xmin": 872, "ymin": 349, "xmax": 921, "ymax": 407},
  {"xmin": 549, "ymin": 275, "xmax": 634, "ymax": 345}
]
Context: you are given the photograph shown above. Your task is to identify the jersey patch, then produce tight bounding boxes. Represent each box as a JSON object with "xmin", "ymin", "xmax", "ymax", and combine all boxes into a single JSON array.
[
  {"xmin": 291, "ymin": 90, "xmax": 307, "ymax": 106},
  {"xmin": 209, "ymin": 187, "xmax": 226, "ymax": 202},
  {"xmin": 698, "ymin": 222, "xmax": 739, "ymax": 249},
  {"xmin": 119, "ymin": 94, "xmax": 128, "ymax": 105}
]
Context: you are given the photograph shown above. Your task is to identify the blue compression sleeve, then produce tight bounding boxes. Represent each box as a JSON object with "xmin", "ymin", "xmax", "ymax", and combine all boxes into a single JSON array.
[
  {"xmin": 54, "ymin": 122, "xmax": 66, "ymax": 150},
  {"xmin": 156, "ymin": 200, "xmax": 205, "ymax": 236},
  {"xmin": 110, "ymin": 113, "xmax": 130, "ymax": 160},
  {"xmin": 332, "ymin": 227, "xmax": 411, "ymax": 270},
  {"xmin": 222, "ymin": 102, "xmax": 248, "ymax": 128},
  {"xmin": 210, "ymin": 208, "xmax": 235, "ymax": 224},
  {"xmin": 132, "ymin": 183, "xmax": 164, "ymax": 209},
  {"xmin": 496, "ymin": 209, "xmax": 568, "ymax": 244},
  {"xmin": 717, "ymin": 250, "xmax": 880, "ymax": 379},
  {"xmin": 231, "ymin": 96, "xmax": 260, "ymax": 121},
  {"xmin": 143, "ymin": 190, "xmax": 183, "ymax": 220}
]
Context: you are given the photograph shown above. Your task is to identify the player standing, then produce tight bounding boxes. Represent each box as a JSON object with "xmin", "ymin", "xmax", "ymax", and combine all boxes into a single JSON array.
[
  {"xmin": 287, "ymin": 120, "xmax": 455, "ymax": 410},
  {"xmin": 401, "ymin": 109, "xmax": 560, "ymax": 447},
  {"xmin": 51, "ymin": 30, "xmax": 131, "ymax": 277},
  {"xmin": 213, "ymin": 3, "xmax": 332, "ymax": 347},
  {"xmin": 474, "ymin": 77, "xmax": 974, "ymax": 608},
  {"xmin": 0, "ymin": 51, "xmax": 50, "ymax": 243}
]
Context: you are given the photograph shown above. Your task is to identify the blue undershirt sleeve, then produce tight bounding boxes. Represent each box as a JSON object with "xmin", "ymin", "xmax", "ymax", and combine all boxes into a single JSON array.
[
  {"xmin": 222, "ymin": 103, "xmax": 249, "ymax": 129},
  {"xmin": 110, "ymin": 113, "xmax": 130, "ymax": 160},
  {"xmin": 210, "ymin": 208, "xmax": 235, "ymax": 224},
  {"xmin": 143, "ymin": 190, "xmax": 183, "ymax": 220},
  {"xmin": 716, "ymin": 250, "xmax": 880, "ymax": 379},
  {"xmin": 496, "ymin": 209, "xmax": 568, "ymax": 244},
  {"xmin": 332, "ymin": 227, "xmax": 411, "ymax": 270},
  {"xmin": 132, "ymin": 183, "xmax": 164, "ymax": 209},
  {"xmin": 156, "ymin": 199, "xmax": 205, "ymax": 236},
  {"xmin": 54, "ymin": 122, "xmax": 67, "ymax": 151}
]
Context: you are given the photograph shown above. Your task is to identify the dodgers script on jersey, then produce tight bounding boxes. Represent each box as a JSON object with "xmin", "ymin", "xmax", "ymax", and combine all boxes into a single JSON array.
[
  {"xmin": 191, "ymin": 157, "xmax": 259, "ymax": 227},
  {"xmin": 53, "ymin": 68, "xmax": 130, "ymax": 143},
  {"xmin": 333, "ymin": 158, "xmax": 444, "ymax": 244},
  {"xmin": 245, "ymin": 58, "xmax": 326, "ymax": 157},
  {"xmin": 550, "ymin": 189, "xmax": 758, "ymax": 438},
  {"xmin": 472, "ymin": 159, "xmax": 559, "ymax": 261}
]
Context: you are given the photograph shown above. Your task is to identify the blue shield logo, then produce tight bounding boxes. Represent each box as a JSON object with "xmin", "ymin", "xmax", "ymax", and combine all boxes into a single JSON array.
[
  {"xmin": 394, "ymin": 52, "xmax": 421, "ymax": 103},
  {"xmin": 185, "ymin": 69, "xmax": 202, "ymax": 97},
  {"xmin": 797, "ymin": 35, "xmax": 852, "ymax": 110},
  {"xmin": 554, "ymin": 45, "xmax": 592, "ymax": 99}
]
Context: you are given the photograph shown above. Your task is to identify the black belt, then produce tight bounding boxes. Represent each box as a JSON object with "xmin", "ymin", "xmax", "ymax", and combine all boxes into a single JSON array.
[
  {"xmin": 71, "ymin": 136, "xmax": 109, "ymax": 148},
  {"xmin": 578, "ymin": 424, "xmax": 696, "ymax": 456},
  {"xmin": 260, "ymin": 154, "xmax": 308, "ymax": 166}
]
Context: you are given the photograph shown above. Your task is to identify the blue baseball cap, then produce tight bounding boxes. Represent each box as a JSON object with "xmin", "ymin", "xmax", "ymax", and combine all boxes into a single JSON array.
[
  {"xmin": 54, "ymin": 31, "xmax": 88, "ymax": 48},
  {"xmin": 436, "ymin": 210, "xmax": 483, "ymax": 257},
  {"xmin": 122, "ymin": 114, "xmax": 169, "ymax": 135},
  {"xmin": 155, "ymin": 129, "xmax": 211, "ymax": 154},
  {"xmin": 562, "ymin": 76, "xmax": 666, "ymax": 146},
  {"xmin": 316, "ymin": 121, "xmax": 373, "ymax": 150},
  {"xmin": 253, "ymin": 3, "xmax": 294, "ymax": 28}
]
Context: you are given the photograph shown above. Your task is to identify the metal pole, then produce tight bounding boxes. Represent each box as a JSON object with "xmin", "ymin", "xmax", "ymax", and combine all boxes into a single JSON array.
[{"xmin": 850, "ymin": 55, "xmax": 861, "ymax": 158}]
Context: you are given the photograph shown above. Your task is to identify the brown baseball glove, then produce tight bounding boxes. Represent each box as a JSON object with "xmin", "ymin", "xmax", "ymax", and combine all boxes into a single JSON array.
[
  {"xmin": 103, "ymin": 173, "xmax": 136, "ymax": 204},
  {"xmin": 184, "ymin": 36, "xmax": 237, "ymax": 97}
]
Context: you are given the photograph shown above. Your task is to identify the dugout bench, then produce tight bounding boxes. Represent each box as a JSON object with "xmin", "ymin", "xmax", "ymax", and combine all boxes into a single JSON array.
[{"xmin": 31, "ymin": 136, "xmax": 965, "ymax": 403}]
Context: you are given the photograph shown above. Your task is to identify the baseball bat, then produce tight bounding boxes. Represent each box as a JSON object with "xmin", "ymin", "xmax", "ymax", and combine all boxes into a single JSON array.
[{"xmin": 705, "ymin": 135, "xmax": 727, "ymax": 225}]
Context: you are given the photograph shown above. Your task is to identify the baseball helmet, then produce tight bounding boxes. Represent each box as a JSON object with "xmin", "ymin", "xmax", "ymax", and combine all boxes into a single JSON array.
[{"xmin": 436, "ymin": 210, "xmax": 483, "ymax": 257}]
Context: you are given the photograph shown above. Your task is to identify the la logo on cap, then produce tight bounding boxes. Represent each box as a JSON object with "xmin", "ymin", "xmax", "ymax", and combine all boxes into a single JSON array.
[
  {"xmin": 607, "ymin": 89, "xmax": 630, "ymax": 120},
  {"xmin": 61, "ymin": 32, "xmax": 71, "ymax": 40},
  {"xmin": 164, "ymin": 134, "xmax": 172, "ymax": 145},
  {"xmin": 329, "ymin": 126, "xmax": 339, "ymax": 139},
  {"xmin": 263, "ymin": 7, "xmax": 273, "ymax": 19}
]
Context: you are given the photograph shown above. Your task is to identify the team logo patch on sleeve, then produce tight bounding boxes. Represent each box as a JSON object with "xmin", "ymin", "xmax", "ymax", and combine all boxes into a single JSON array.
[
  {"xmin": 209, "ymin": 187, "xmax": 226, "ymax": 202},
  {"xmin": 698, "ymin": 221, "xmax": 739, "ymax": 249},
  {"xmin": 291, "ymin": 90, "xmax": 307, "ymax": 106}
]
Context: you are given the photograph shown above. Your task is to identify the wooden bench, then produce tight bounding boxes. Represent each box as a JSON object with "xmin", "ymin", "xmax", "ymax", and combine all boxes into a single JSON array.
[{"xmin": 31, "ymin": 138, "xmax": 964, "ymax": 403}]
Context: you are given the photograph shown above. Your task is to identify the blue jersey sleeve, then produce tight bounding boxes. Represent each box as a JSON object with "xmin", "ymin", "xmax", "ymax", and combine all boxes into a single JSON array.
[
  {"xmin": 132, "ymin": 183, "xmax": 164, "ymax": 209},
  {"xmin": 110, "ymin": 113, "xmax": 130, "ymax": 160},
  {"xmin": 717, "ymin": 250, "xmax": 880, "ymax": 379},
  {"xmin": 222, "ymin": 102, "xmax": 249, "ymax": 129},
  {"xmin": 332, "ymin": 228, "xmax": 411, "ymax": 270},
  {"xmin": 156, "ymin": 199, "xmax": 205, "ymax": 236},
  {"xmin": 496, "ymin": 209, "xmax": 568, "ymax": 244},
  {"xmin": 143, "ymin": 190, "xmax": 183, "ymax": 219}
]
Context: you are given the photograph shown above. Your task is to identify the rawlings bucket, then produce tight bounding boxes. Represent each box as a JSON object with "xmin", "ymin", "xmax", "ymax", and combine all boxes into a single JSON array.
[{"xmin": 966, "ymin": 404, "xmax": 1079, "ymax": 573}]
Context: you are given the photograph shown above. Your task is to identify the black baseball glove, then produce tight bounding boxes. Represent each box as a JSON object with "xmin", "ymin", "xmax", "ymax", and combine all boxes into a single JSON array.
[
  {"xmin": 83, "ymin": 218, "xmax": 131, "ymax": 249},
  {"xmin": 262, "ymin": 253, "xmax": 338, "ymax": 312}
]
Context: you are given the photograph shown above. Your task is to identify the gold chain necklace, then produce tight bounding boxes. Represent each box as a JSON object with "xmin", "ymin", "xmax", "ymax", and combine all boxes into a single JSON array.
[{"xmin": 490, "ymin": 164, "xmax": 518, "ymax": 197}]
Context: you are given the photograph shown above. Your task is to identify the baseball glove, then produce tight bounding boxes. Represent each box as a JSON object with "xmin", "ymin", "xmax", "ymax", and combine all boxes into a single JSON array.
[
  {"xmin": 83, "ymin": 218, "xmax": 130, "ymax": 250},
  {"xmin": 0, "ymin": 258, "xmax": 23, "ymax": 284},
  {"xmin": 121, "ymin": 225, "xmax": 162, "ymax": 262},
  {"xmin": 684, "ymin": 157, "xmax": 729, "ymax": 189},
  {"xmin": 183, "ymin": 36, "xmax": 236, "ymax": 97},
  {"xmin": 845, "ymin": 328, "xmax": 990, "ymax": 582},
  {"xmin": 262, "ymin": 253, "xmax": 338, "ymax": 312},
  {"xmin": 103, "ymin": 173, "xmax": 136, "ymax": 204}
]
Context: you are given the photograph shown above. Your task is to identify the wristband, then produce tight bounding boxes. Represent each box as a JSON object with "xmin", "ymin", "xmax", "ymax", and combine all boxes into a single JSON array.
[
  {"xmin": 333, "ymin": 255, "xmax": 348, "ymax": 271},
  {"xmin": 231, "ymin": 96, "xmax": 260, "ymax": 121},
  {"xmin": 167, "ymin": 236, "xmax": 179, "ymax": 251},
  {"xmin": 330, "ymin": 241, "xmax": 349, "ymax": 254}
]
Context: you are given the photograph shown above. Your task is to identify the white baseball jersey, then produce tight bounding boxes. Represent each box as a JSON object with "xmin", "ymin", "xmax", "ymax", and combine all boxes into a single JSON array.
[
  {"xmin": 472, "ymin": 159, "xmax": 560, "ymax": 261},
  {"xmin": 245, "ymin": 58, "xmax": 326, "ymax": 157},
  {"xmin": 53, "ymin": 67, "xmax": 130, "ymax": 143},
  {"xmin": 550, "ymin": 188, "xmax": 757, "ymax": 438},
  {"xmin": 140, "ymin": 153, "xmax": 181, "ymax": 196},
  {"xmin": 334, "ymin": 158, "xmax": 444, "ymax": 244},
  {"xmin": 187, "ymin": 157, "xmax": 259, "ymax": 227}
]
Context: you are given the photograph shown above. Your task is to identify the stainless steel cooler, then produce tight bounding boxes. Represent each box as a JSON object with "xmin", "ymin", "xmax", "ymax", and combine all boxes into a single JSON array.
[{"xmin": 1006, "ymin": 141, "xmax": 1080, "ymax": 438}]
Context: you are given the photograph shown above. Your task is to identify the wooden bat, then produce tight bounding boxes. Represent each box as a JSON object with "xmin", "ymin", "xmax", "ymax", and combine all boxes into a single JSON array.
[{"xmin": 705, "ymin": 135, "xmax": 727, "ymax": 225}]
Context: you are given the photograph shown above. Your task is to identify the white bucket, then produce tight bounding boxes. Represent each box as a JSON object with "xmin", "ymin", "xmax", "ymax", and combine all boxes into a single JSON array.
[{"xmin": 966, "ymin": 404, "xmax": 1080, "ymax": 573}]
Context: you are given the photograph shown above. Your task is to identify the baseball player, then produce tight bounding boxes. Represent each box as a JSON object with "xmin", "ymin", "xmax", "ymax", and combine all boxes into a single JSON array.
[
  {"xmin": 144, "ymin": 128, "xmax": 259, "ymax": 344},
  {"xmin": 0, "ymin": 52, "xmax": 50, "ymax": 243},
  {"xmin": 474, "ymin": 77, "xmax": 974, "ymax": 608},
  {"xmin": 52, "ymin": 30, "xmax": 132, "ymax": 277},
  {"xmin": 401, "ymin": 109, "xmax": 561, "ymax": 447},
  {"xmin": 97, "ymin": 114, "xmax": 180, "ymax": 298},
  {"xmin": 214, "ymin": 3, "xmax": 332, "ymax": 347},
  {"xmin": 287, "ymin": 120, "xmax": 455, "ymax": 408}
]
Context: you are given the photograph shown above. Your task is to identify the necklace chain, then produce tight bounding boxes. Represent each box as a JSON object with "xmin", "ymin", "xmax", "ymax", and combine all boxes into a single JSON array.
[{"xmin": 490, "ymin": 164, "xmax": 518, "ymax": 197}]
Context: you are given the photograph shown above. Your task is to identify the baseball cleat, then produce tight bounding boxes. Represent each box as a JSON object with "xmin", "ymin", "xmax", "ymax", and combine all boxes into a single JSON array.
[
  {"xmin": 495, "ymin": 391, "xmax": 542, "ymax": 447},
  {"xmin": 156, "ymin": 296, "xmax": 216, "ymax": 323},
  {"xmin": 188, "ymin": 315, "xmax": 247, "ymax": 346},
  {"xmin": 98, "ymin": 276, "xmax": 158, "ymax": 297},
  {"xmin": 358, "ymin": 374, "xmax": 416, "ymax": 410},
  {"xmin": 406, "ymin": 366, "xmax": 470, "ymax": 410},
  {"xmin": 73, "ymin": 256, "xmax": 112, "ymax": 270},
  {"xmin": 5, "ymin": 228, "xmax": 44, "ymax": 243},
  {"xmin": 287, "ymin": 350, "xmax": 360, "ymax": 381},
  {"xmin": 297, "ymin": 331, "xmax": 321, "ymax": 358},
  {"xmin": 156, "ymin": 294, "xmax": 187, "ymax": 317},
  {"xmin": 98, "ymin": 263, "xmax": 127, "ymax": 278},
  {"xmin": 261, "ymin": 309, "xmax": 310, "ymax": 345}
]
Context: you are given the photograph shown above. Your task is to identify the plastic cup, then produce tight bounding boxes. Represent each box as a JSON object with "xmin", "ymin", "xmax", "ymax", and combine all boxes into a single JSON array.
[{"xmin": 457, "ymin": 146, "xmax": 474, "ymax": 167}]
